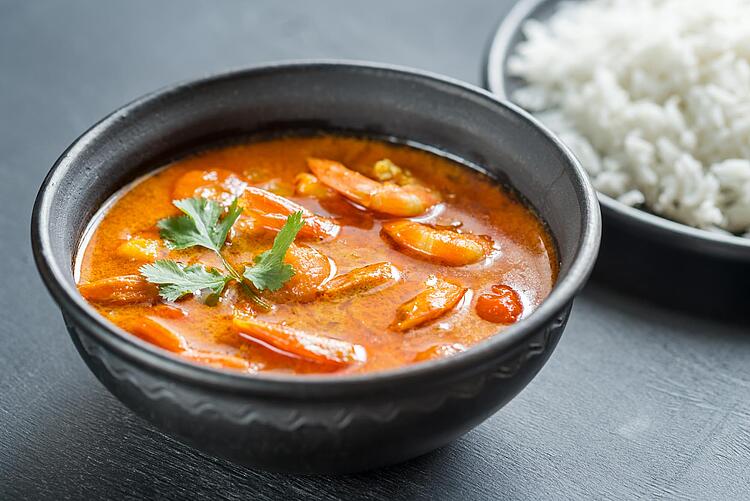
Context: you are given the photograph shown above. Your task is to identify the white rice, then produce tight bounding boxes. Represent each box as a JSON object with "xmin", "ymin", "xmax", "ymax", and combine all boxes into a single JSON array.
[{"xmin": 508, "ymin": 0, "xmax": 750, "ymax": 236}]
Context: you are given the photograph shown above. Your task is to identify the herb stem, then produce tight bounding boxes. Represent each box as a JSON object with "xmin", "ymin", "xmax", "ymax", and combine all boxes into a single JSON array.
[{"xmin": 218, "ymin": 252, "xmax": 271, "ymax": 311}]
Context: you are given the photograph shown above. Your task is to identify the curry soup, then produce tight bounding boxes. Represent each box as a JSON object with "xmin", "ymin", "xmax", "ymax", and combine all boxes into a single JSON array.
[{"xmin": 77, "ymin": 135, "xmax": 558, "ymax": 375}]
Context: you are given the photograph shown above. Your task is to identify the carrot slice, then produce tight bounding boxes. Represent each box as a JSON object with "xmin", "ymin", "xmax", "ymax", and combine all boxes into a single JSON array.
[
  {"xmin": 233, "ymin": 314, "xmax": 367, "ymax": 367},
  {"xmin": 78, "ymin": 275, "xmax": 158, "ymax": 305},
  {"xmin": 319, "ymin": 262, "xmax": 400, "ymax": 300},
  {"xmin": 181, "ymin": 351, "xmax": 251, "ymax": 370},
  {"xmin": 130, "ymin": 316, "xmax": 187, "ymax": 353},
  {"xmin": 390, "ymin": 277, "xmax": 467, "ymax": 332}
]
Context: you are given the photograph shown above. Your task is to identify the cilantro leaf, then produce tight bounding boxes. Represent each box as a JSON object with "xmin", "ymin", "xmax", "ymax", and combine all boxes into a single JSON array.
[
  {"xmin": 158, "ymin": 197, "xmax": 242, "ymax": 253},
  {"xmin": 143, "ymin": 197, "xmax": 300, "ymax": 309},
  {"xmin": 140, "ymin": 259, "xmax": 230, "ymax": 304},
  {"xmin": 243, "ymin": 211, "xmax": 305, "ymax": 291},
  {"xmin": 244, "ymin": 259, "xmax": 296, "ymax": 292}
]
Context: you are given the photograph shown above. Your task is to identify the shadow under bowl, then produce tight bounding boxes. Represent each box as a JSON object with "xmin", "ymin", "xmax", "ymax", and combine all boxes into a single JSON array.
[{"xmin": 32, "ymin": 61, "xmax": 600, "ymax": 473}]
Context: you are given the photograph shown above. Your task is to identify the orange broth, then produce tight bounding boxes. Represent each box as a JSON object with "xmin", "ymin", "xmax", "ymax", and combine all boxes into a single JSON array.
[{"xmin": 77, "ymin": 135, "xmax": 558, "ymax": 375}]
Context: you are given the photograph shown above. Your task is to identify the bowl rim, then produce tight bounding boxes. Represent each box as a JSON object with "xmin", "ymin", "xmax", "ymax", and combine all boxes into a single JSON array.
[
  {"xmin": 484, "ymin": 0, "xmax": 750, "ymax": 259},
  {"xmin": 32, "ymin": 59, "xmax": 601, "ymax": 397}
]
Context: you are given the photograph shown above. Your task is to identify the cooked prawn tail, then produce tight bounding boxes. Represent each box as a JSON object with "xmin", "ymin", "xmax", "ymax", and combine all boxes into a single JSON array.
[{"xmin": 233, "ymin": 314, "xmax": 367, "ymax": 367}]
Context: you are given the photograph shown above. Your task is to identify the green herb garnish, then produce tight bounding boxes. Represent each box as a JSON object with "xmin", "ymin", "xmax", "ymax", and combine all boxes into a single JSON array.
[
  {"xmin": 157, "ymin": 197, "xmax": 241, "ymax": 253},
  {"xmin": 140, "ymin": 260, "xmax": 230, "ymax": 304},
  {"xmin": 139, "ymin": 197, "xmax": 304, "ymax": 309},
  {"xmin": 243, "ymin": 211, "xmax": 304, "ymax": 292}
]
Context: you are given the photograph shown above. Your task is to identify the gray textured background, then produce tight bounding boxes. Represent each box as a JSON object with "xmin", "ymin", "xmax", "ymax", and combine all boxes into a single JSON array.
[{"xmin": 2, "ymin": 1, "xmax": 749, "ymax": 499}]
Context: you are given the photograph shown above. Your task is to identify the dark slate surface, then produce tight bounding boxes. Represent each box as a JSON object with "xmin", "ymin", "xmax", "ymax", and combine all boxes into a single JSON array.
[{"xmin": 1, "ymin": 1, "xmax": 748, "ymax": 499}]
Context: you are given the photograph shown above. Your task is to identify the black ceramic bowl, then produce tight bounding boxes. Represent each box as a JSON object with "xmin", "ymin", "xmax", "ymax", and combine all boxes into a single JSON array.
[
  {"xmin": 485, "ymin": 0, "xmax": 750, "ymax": 321},
  {"xmin": 32, "ymin": 61, "xmax": 600, "ymax": 474}
]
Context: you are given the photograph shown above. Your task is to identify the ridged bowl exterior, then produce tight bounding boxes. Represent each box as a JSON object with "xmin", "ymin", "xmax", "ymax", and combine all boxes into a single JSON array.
[{"xmin": 65, "ymin": 307, "xmax": 569, "ymax": 473}]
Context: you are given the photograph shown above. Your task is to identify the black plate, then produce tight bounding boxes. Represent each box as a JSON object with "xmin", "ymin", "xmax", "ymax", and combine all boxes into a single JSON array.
[
  {"xmin": 32, "ymin": 61, "xmax": 600, "ymax": 473},
  {"xmin": 484, "ymin": 0, "xmax": 750, "ymax": 321}
]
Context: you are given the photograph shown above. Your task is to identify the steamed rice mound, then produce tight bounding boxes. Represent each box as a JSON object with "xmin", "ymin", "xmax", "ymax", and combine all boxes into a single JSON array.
[{"xmin": 508, "ymin": 0, "xmax": 750, "ymax": 236}]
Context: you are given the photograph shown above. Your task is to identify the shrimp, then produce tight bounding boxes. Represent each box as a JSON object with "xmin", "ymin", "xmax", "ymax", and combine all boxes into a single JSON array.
[
  {"xmin": 173, "ymin": 169, "xmax": 248, "ymax": 205},
  {"xmin": 319, "ymin": 262, "xmax": 400, "ymax": 300},
  {"xmin": 239, "ymin": 187, "xmax": 340, "ymax": 240},
  {"xmin": 381, "ymin": 220, "xmax": 493, "ymax": 266},
  {"xmin": 294, "ymin": 172, "xmax": 375, "ymax": 229},
  {"xmin": 307, "ymin": 158, "xmax": 440, "ymax": 217},
  {"xmin": 233, "ymin": 314, "xmax": 367, "ymax": 367},
  {"xmin": 390, "ymin": 277, "xmax": 467, "ymax": 332},
  {"xmin": 130, "ymin": 316, "xmax": 188, "ymax": 353},
  {"xmin": 262, "ymin": 244, "xmax": 332, "ymax": 303},
  {"xmin": 78, "ymin": 275, "xmax": 159, "ymax": 305}
]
